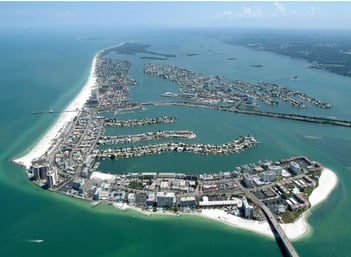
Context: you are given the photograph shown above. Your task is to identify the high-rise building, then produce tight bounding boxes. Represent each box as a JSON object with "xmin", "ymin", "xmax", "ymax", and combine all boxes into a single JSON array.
[
  {"xmin": 156, "ymin": 192, "xmax": 175, "ymax": 208},
  {"xmin": 242, "ymin": 197, "xmax": 254, "ymax": 219},
  {"xmin": 32, "ymin": 160, "xmax": 50, "ymax": 180},
  {"xmin": 46, "ymin": 170, "xmax": 58, "ymax": 188}
]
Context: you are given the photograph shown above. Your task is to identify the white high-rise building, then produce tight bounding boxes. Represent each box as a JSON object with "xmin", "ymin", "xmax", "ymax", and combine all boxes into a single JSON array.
[
  {"xmin": 242, "ymin": 197, "xmax": 254, "ymax": 219},
  {"xmin": 46, "ymin": 170, "xmax": 58, "ymax": 188}
]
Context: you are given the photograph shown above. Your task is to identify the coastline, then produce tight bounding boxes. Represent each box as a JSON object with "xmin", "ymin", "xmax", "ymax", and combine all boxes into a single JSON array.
[
  {"xmin": 13, "ymin": 51, "xmax": 101, "ymax": 169},
  {"xmin": 112, "ymin": 167, "xmax": 338, "ymax": 241},
  {"xmin": 10, "ymin": 42, "xmax": 339, "ymax": 242},
  {"xmin": 199, "ymin": 167, "xmax": 338, "ymax": 240}
]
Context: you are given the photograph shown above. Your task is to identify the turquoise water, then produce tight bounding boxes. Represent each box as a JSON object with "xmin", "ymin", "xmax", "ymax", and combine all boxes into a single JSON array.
[{"xmin": 1, "ymin": 28, "xmax": 351, "ymax": 257}]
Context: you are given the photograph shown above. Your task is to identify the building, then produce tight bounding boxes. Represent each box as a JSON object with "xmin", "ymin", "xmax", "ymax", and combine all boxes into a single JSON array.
[
  {"xmin": 243, "ymin": 173, "xmax": 255, "ymax": 187},
  {"xmin": 157, "ymin": 173, "xmax": 176, "ymax": 180},
  {"xmin": 93, "ymin": 187, "xmax": 101, "ymax": 201},
  {"xmin": 127, "ymin": 193, "xmax": 136, "ymax": 206},
  {"xmin": 270, "ymin": 165, "xmax": 283, "ymax": 175},
  {"xmin": 72, "ymin": 179, "xmax": 84, "ymax": 191},
  {"xmin": 289, "ymin": 161, "xmax": 301, "ymax": 175},
  {"xmin": 146, "ymin": 192, "xmax": 156, "ymax": 207},
  {"xmin": 112, "ymin": 191, "xmax": 126, "ymax": 202},
  {"xmin": 160, "ymin": 181, "xmax": 170, "ymax": 191},
  {"xmin": 32, "ymin": 160, "xmax": 50, "ymax": 180},
  {"xmin": 46, "ymin": 170, "xmax": 58, "ymax": 188},
  {"xmin": 179, "ymin": 196, "xmax": 197, "ymax": 208},
  {"xmin": 199, "ymin": 196, "xmax": 241, "ymax": 207},
  {"xmin": 156, "ymin": 192, "xmax": 175, "ymax": 208},
  {"xmin": 242, "ymin": 197, "xmax": 254, "ymax": 219},
  {"xmin": 81, "ymin": 167, "xmax": 89, "ymax": 178},
  {"xmin": 246, "ymin": 95, "xmax": 256, "ymax": 105},
  {"xmin": 261, "ymin": 171, "xmax": 277, "ymax": 183}
]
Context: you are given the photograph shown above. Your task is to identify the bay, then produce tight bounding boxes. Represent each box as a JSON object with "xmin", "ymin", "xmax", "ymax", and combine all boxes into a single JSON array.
[{"xmin": 1, "ymin": 28, "xmax": 351, "ymax": 257}]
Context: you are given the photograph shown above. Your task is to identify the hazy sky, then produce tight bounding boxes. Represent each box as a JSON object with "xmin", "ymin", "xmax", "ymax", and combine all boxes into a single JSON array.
[{"xmin": 1, "ymin": 1, "xmax": 351, "ymax": 30}]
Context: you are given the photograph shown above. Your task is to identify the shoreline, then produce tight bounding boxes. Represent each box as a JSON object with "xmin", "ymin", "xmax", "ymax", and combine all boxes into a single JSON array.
[
  {"xmin": 110, "ymin": 167, "xmax": 338, "ymax": 241},
  {"xmin": 198, "ymin": 167, "xmax": 338, "ymax": 240},
  {"xmin": 12, "ymin": 41, "xmax": 128, "ymax": 169},
  {"xmin": 12, "ymin": 50, "xmax": 101, "ymax": 169},
  {"xmin": 10, "ymin": 43, "xmax": 338, "ymax": 242}
]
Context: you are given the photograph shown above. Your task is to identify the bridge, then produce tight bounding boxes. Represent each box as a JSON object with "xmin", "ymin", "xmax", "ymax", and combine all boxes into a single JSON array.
[{"xmin": 243, "ymin": 188, "xmax": 300, "ymax": 257}]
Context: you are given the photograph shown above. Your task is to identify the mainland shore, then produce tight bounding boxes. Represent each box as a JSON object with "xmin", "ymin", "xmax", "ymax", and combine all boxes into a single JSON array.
[{"xmin": 13, "ymin": 51, "xmax": 101, "ymax": 169}]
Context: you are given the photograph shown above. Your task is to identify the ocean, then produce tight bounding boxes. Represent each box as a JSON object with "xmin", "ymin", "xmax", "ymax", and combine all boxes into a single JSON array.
[{"xmin": 1, "ymin": 27, "xmax": 351, "ymax": 257}]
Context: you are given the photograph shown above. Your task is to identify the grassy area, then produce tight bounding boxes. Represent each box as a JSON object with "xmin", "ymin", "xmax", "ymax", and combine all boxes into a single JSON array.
[{"xmin": 280, "ymin": 210, "xmax": 303, "ymax": 223}]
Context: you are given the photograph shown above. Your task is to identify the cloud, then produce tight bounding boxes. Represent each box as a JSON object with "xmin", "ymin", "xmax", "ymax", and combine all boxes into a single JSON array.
[
  {"xmin": 210, "ymin": 9, "xmax": 232, "ymax": 20},
  {"xmin": 274, "ymin": 2, "xmax": 286, "ymax": 13},
  {"xmin": 239, "ymin": 6, "xmax": 264, "ymax": 17}
]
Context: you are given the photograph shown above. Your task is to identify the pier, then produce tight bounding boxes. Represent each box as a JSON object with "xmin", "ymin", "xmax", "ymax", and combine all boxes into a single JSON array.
[{"xmin": 32, "ymin": 109, "xmax": 83, "ymax": 115}]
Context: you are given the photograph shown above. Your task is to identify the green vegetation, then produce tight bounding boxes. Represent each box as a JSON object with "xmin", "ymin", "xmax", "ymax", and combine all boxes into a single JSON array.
[
  {"xmin": 274, "ymin": 176, "xmax": 284, "ymax": 182},
  {"xmin": 223, "ymin": 30, "xmax": 351, "ymax": 77},
  {"xmin": 103, "ymin": 42, "xmax": 176, "ymax": 58},
  {"xmin": 304, "ymin": 187, "xmax": 314, "ymax": 196},
  {"xmin": 281, "ymin": 210, "xmax": 303, "ymax": 223},
  {"xmin": 286, "ymin": 184, "xmax": 294, "ymax": 190},
  {"xmin": 128, "ymin": 181, "xmax": 143, "ymax": 190}
]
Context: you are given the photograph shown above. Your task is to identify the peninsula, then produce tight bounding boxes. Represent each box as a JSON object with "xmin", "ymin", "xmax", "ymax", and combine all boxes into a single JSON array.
[{"xmin": 13, "ymin": 43, "xmax": 339, "ymax": 251}]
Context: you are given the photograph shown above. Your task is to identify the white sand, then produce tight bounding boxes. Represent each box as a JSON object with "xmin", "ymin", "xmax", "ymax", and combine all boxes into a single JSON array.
[
  {"xmin": 200, "ymin": 167, "xmax": 338, "ymax": 240},
  {"xmin": 13, "ymin": 51, "xmax": 101, "ymax": 169},
  {"xmin": 200, "ymin": 209, "xmax": 274, "ymax": 238}
]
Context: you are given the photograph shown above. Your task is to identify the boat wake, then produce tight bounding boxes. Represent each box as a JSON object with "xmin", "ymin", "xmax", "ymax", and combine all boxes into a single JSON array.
[
  {"xmin": 302, "ymin": 135, "xmax": 322, "ymax": 140},
  {"xmin": 26, "ymin": 239, "xmax": 44, "ymax": 243}
]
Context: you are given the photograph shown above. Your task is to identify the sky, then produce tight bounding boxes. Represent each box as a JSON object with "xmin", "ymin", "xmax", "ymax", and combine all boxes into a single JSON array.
[{"xmin": 1, "ymin": 1, "xmax": 351, "ymax": 30}]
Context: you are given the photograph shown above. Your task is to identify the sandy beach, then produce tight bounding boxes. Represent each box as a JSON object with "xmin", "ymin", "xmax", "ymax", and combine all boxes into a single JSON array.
[
  {"xmin": 13, "ymin": 51, "xmax": 101, "ymax": 169},
  {"xmin": 109, "ymin": 167, "xmax": 338, "ymax": 241},
  {"xmin": 200, "ymin": 167, "xmax": 338, "ymax": 240}
]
